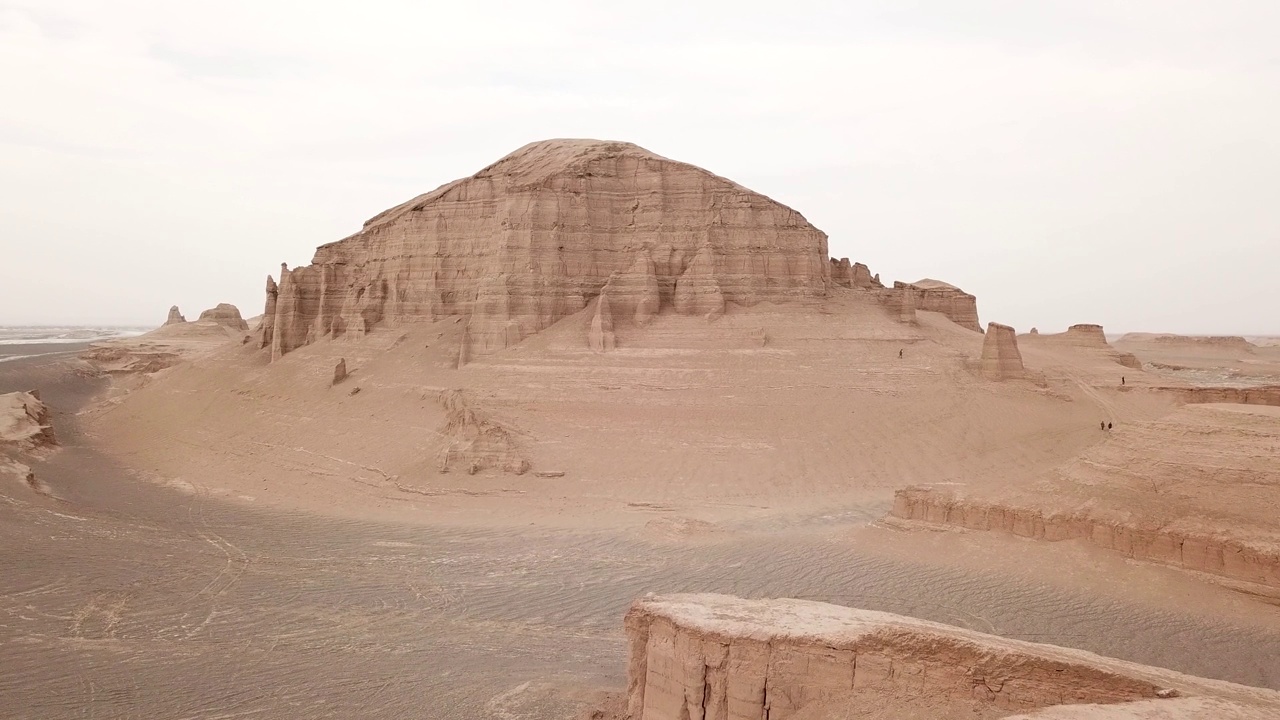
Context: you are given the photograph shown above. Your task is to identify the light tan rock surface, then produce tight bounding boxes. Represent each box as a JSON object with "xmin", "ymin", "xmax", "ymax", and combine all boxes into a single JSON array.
[
  {"xmin": 981, "ymin": 322, "xmax": 1025, "ymax": 380},
  {"xmin": 1023, "ymin": 324, "xmax": 1142, "ymax": 370},
  {"xmin": 261, "ymin": 139, "xmax": 830, "ymax": 362},
  {"xmin": 623, "ymin": 594, "xmax": 1280, "ymax": 720},
  {"xmin": 197, "ymin": 303, "xmax": 249, "ymax": 331},
  {"xmin": 163, "ymin": 305, "xmax": 186, "ymax": 326},
  {"xmin": 0, "ymin": 390, "xmax": 57, "ymax": 454},
  {"xmin": 906, "ymin": 278, "xmax": 980, "ymax": 331}
]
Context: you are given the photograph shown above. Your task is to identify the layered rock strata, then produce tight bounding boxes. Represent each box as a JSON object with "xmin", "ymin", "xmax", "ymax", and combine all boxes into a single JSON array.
[
  {"xmin": 0, "ymin": 390, "xmax": 57, "ymax": 453},
  {"xmin": 1153, "ymin": 385, "xmax": 1280, "ymax": 407},
  {"xmin": 981, "ymin": 322, "xmax": 1025, "ymax": 380},
  {"xmin": 624, "ymin": 594, "xmax": 1279, "ymax": 720},
  {"xmin": 435, "ymin": 390, "xmax": 529, "ymax": 475},
  {"xmin": 829, "ymin": 258, "xmax": 882, "ymax": 290},
  {"xmin": 261, "ymin": 139, "xmax": 831, "ymax": 361},
  {"xmin": 892, "ymin": 488, "xmax": 1280, "ymax": 588},
  {"xmin": 1028, "ymin": 324, "xmax": 1140, "ymax": 369},
  {"xmin": 197, "ymin": 303, "xmax": 249, "ymax": 331},
  {"xmin": 906, "ymin": 279, "xmax": 981, "ymax": 331}
]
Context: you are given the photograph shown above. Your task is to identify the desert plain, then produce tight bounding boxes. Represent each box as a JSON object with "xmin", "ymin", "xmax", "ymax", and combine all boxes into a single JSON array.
[{"xmin": 2, "ymin": 140, "xmax": 1279, "ymax": 719}]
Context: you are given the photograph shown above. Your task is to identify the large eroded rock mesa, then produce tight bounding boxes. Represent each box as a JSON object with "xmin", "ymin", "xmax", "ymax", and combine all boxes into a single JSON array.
[
  {"xmin": 197, "ymin": 303, "xmax": 249, "ymax": 331},
  {"xmin": 261, "ymin": 139, "xmax": 832, "ymax": 361}
]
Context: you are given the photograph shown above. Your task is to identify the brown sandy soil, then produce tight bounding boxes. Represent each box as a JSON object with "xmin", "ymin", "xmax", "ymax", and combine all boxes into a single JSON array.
[{"xmin": 82, "ymin": 292, "xmax": 1178, "ymax": 529}]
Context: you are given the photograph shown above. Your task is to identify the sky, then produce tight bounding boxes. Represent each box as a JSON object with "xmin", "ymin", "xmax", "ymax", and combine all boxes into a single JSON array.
[{"xmin": 1, "ymin": 1, "xmax": 1277, "ymax": 333}]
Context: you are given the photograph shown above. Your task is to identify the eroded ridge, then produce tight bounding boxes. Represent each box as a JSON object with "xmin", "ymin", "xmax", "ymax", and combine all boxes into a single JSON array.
[
  {"xmin": 892, "ymin": 488, "xmax": 1280, "ymax": 588},
  {"xmin": 623, "ymin": 594, "xmax": 1280, "ymax": 720}
]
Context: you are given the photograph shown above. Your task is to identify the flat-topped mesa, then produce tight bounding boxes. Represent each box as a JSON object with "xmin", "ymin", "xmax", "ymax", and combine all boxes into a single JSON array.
[
  {"xmin": 907, "ymin": 279, "xmax": 981, "ymax": 331},
  {"xmin": 981, "ymin": 322, "xmax": 1025, "ymax": 380},
  {"xmin": 263, "ymin": 139, "xmax": 831, "ymax": 361},
  {"xmin": 197, "ymin": 303, "xmax": 249, "ymax": 331},
  {"xmin": 1032, "ymin": 323, "xmax": 1141, "ymax": 369},
  {"xmin": 163, "ymin": 306, "xmax": 186, "ymax": 326}
]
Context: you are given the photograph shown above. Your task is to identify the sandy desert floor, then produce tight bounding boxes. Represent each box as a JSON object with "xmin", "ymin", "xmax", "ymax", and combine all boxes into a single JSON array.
[{"xmin": 3, "ymin": 335, "xmax": 1280, "ymax": 718}]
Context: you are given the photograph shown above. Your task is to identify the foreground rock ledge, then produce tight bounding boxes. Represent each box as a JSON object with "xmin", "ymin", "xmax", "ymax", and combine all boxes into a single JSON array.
[{"xmin": 623, "ymin": 594, "xmax": 1280, "ymax": 719}]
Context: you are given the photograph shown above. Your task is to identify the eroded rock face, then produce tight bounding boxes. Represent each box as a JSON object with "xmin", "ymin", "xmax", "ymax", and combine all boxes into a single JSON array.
[
  {"xmin": 197, "ymin": 303, "xmax": 249, "ymax": 331},
  {"xmin": 435, "ymin": 390, "xmax": 529, "ymax": 475},
  {"xmin": 0, "ymin": 390, "xmax": 57, "ymax": 454},
  {"xmin": 263, "ymin": 139, "xmax": 830, "ymax": 361},
  {"xmin": 981, "ymin": 322, "xmax": 1025, "ymax": 381},
  {"xmin": 589, "ymin": 294, "xmax": 617, "ymax": 352},
  {"xmin": 164, "ymin": 306, "xmax": 186, "ymax": 326},
  {"xmin": 908, "ymin": 279, "xmax": 981, "ymax": 331},
  {"xmin": 622, "ymin": 594, "xmax": 1263, "ymax": 720},
  {"xmin": 829, "ymin": 258, "xmax": 883, "ymax": 290}
]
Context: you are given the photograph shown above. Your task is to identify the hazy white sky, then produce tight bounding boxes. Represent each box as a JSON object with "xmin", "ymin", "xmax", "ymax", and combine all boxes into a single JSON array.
[{"xmin": 1, "ymin": 1, "xmax": 1277, "ymax": 333}]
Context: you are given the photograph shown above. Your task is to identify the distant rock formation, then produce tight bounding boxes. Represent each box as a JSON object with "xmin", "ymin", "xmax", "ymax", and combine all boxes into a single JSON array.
[
  {"xmin": 164, "ymin": 306, "xmax": 186, "ymax": 326},
  {"xmin": 907, "ymin": 279, "xmax": 981, "ymax": 331},
  {"xmin": 197, "ymin": 303, "xmax": 249, "ymax": 331},
  {"xmin": 260, "ymin": 139, "xmax": 831, "ymax": 362},
  {"xmin": 1031, "ymin": 324, "xmax": 1140, "ymax": 368},
  {"xmin": 1064, "ymin": 323, "xmax": 1108, "ymax": 345},
  {"xmin": 886, "ymin": 281, "xmax": 918, "ymax": 324},
  {"xmin": 0, "ymin": 390, "xmax": 57, "ymax": 453},
  {"xmin": 1029, "ymin": 327, "xmax": 1039, "ymax": 335},
  {"xmin": 981, "ymin": 322, "xmax": 1024, "ymax": 380}
]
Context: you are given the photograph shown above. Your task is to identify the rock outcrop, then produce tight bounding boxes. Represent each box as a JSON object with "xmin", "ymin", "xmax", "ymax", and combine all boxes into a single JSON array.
[
  {"xmin": 435, "ymin": 390, "xmax": 529, "ymax": 475},
  {"xmin": 885, "ymin": 281, "xmax": 918, "ymax": 323},
  {"xmin": 164, "ymin": 306, "xmax": 186, "ymax": 326},
  {"xmin": 589, "ymin": 294, "xmax": 617, "ymax": 352},
  {"xmin": 907, "ymin": 279, "xmax": 981, "ymax": 331},
  {"xmin": 332, "ymin": 358, "xmax": 348, "ymax": 386},
  {"xmin": 892, "ymin": 487, "xmax": 1280, "ymax": 588},
  {"xmin": 261, "ymin": 139, "xmax": 831, "ymax": 362},
  {"xmin": 0, "ymin": 390, "xmax": 57, "ymax": 453},
  {"xmin": 1028, "ymin": 324, "xmax": 1141, "ymax": 368},
  {"xmin": 1153, "ymin": 385, "xmax": 1280, "ymax": 407},
  {"xmin": 622, "ymin": 594, "xmax": 1279, "ymax": 720},
  {"xmin": 829, "ymin": 258, "xmax": 882, "ymax": 290},
  {"xmin": 197, "ymin": 303, "xmax": 249, "ymax": 331},
  {"xmin": 981, "ymin": 322, "xmax": 1025, "ymax": 380}
]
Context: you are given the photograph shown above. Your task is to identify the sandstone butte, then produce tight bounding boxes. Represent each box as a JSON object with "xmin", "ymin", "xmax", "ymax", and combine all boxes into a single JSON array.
[
  {"xmin": 163, "ymin": 305, "xmax": 186, "ymax": 326},
  {"xmin": 257, "ymin": 139, "xmax": 982, "ymax": 364},
  {"xmin": 623, "ymin": 594, "xmax": 1280, "ymax": 720},
  {"xmin": 197, "ymin": 303, "xmax": 249, "ymax": 331},
  {"xmin": 980, "ymin": 321, "xmax": 1024, "ymax": 381}
]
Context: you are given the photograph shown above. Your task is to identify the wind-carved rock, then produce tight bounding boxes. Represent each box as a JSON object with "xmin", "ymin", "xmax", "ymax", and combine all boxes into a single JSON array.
[
  {"xmin": 197, "ymin": 303, "xmax": 248, "ymax": 331},
  {"xmin": 981, "ymin": 322, "xmax": 1025, "ymax": 381},
  {"xmin": 332, "ymin": 358, "xmax": 348, "ymax": 386},
  {"xmin": 673, "ymin": 244, "xmax": 726, "ymax": 319},
  {"xmin": 829, "ymin": 258, "xmax": 883, "ymax": 290},
  {"xmin": 907, "ymin": 279, "xmax": 981, "ymax": 331},
  {"xmin": 0, "ymin": 390, "xmax": 57, "ymax": 453},
  {"xmin": 886, "ymin": 282, "xmax": 918, "ymax": 323},
  {"xmin": 602, "ymin": 249, "xmax": 661, "ymax": 326},
  {"xmin": 589, "ymin": 293, "xmax": 617, "ymax": 352},
  {"xmin": 261, "ymin": 276, "xmax": 279, "ymax": 349},
  {"xmin": 262, "ymin": 139, "xmax": 830, "ymax": 361},
  {"xmin": 163, "ymin": 306, "xmax": 186, "ymax": 326}
]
